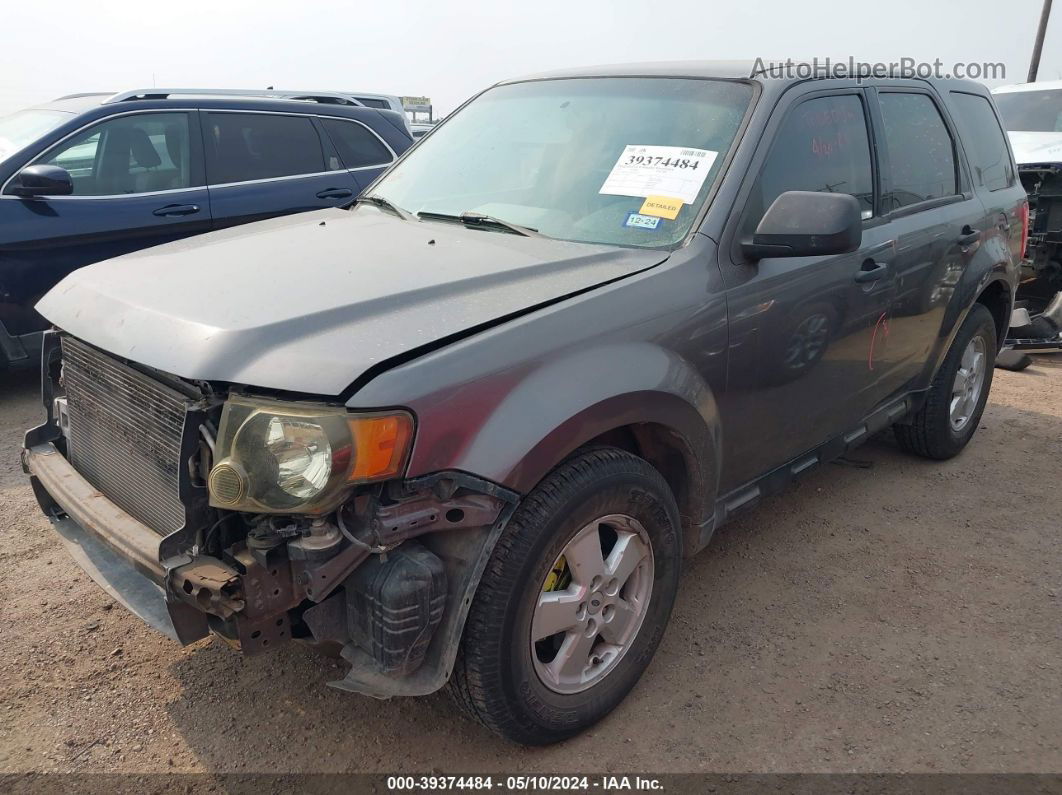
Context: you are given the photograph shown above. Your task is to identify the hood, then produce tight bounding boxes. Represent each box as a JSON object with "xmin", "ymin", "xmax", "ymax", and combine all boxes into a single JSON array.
[
  {"xmin": 1008, "ymin": 130, "xmax": 1062, "ymax": 166},
  {"xmin": 37, "ymin": 206, "xmax": 666, "ymax": 395}
]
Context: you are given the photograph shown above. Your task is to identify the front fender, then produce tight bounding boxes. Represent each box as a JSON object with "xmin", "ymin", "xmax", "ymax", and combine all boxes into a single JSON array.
[{"xmin": 411, "ymin": 341, "xmax": 720, "ymax": 525}]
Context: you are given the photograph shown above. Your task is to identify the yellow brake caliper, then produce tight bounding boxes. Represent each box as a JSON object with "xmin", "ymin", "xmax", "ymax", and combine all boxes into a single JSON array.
[{"xmin": 543, "ymin": 555, "xmax": 572, "ymax": 592}]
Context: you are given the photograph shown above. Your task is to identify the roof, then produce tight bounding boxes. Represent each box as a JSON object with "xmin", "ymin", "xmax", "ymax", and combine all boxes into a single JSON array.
[
  {"xmin": 993, "ymin": 80, "xmax": 1062, "ymax": 94},
  {"xmin": 503, "ymin": 60, "xmax": 758, "ymax": 84},
  {"xmin": 501, "ymin": 59, "xmax": 986, "ymax": 92},
  {"xmin": 32, "ymin": 93, "xmax": 114, "ymax": 113},
  {"xmin": 34, "ymin": 88, "xmax": 386, "ymax": 113}
]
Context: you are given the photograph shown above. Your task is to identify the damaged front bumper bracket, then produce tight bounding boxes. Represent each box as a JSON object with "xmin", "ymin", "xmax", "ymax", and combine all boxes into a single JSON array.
[{"xmin": 22, "ymin": 442, "xmax": 218, "ymax": 644}]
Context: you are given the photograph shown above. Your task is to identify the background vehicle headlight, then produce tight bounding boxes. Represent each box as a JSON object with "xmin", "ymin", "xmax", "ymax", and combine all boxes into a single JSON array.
[{"xmin": 207, "ymin": 395, "xmax": 413, "ymax": 514}]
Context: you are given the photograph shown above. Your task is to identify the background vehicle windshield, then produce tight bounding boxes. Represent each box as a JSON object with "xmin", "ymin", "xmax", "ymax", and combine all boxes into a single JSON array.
[
  {"xmin": 0, "ymin": 109, "xmax": 70, "ymax": 165},
  {"xmin": 372, "ymin": 77, "xmax": 752, "ymax": 248},
  {"xmin": 995, "ymin": 89, "xmax": 1062, "ymax": 132}
]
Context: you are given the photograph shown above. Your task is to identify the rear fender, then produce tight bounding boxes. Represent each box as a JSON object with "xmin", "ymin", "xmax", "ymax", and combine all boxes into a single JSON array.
[{"xmin": 919, "ymin": 249, "xmax": 1016, "ymax": 387}]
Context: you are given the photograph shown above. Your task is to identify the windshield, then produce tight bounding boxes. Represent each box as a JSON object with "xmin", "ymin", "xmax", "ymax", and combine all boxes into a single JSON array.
[
  {"xmin": 0, "ymin": 109, "xmax": 71, "ymax": 165},
  {"xmin": 371, "ymin": 77, "xmax": 753, "ymax": 248},
  {"xmin": 995, "ymin": 89, "xmax": 1062, "ymax": 132}
]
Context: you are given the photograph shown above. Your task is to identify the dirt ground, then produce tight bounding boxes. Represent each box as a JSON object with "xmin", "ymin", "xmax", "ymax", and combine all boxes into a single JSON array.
[{"xmin": 0, "ymin": 358, "xmax": 1060, "ymax": 776}]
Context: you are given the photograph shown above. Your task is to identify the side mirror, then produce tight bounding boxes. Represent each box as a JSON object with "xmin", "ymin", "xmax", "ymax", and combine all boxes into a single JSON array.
[
  {"xmin": 11, "ymin": 164, "xmax": 73, "ymax": 197},
  {"xmin": 741, "ymin": 190, "xmax": 862, "ymax": 261}
]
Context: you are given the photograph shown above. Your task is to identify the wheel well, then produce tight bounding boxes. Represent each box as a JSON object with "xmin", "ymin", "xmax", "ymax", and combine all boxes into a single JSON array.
[
  {"xmin": 975, "ymin": 280, "xmax": 1011, "ymax": 351},
  {"xmin": 581, "ymin": 423, "xmax": 701, "ymax": 554}
]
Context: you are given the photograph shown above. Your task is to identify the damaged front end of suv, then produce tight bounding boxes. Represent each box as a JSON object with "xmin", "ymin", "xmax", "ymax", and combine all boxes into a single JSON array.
[
  {"xmin": 992, "ymin": 84, "xmax": 1062, "ymax": 352},
  {"xmin": 23, "ymin": 332, "xmax": 517, "ymax": 697},
  {"xmin": 1011, "ymin": 162, "xmax": 1062, "ymax": 349}
]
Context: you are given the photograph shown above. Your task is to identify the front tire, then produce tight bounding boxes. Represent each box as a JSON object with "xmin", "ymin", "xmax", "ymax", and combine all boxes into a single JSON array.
[
  {"xmin": 449, "ymin": 448, "xmax": 682, "ymax": 744},
  {"xmin": 894, "ymin": 303, "xmax": 997, "ymax": 459}
]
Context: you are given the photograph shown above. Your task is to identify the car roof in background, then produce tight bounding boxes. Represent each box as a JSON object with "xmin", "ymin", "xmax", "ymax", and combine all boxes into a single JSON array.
[
  {"xmin": 343, "ymin": 91, "xmax": 401, "ymax": 102},
  {"xmin": 29, "ymin": 93, "xmax": 114, "ymax": 113},
  {"xmin": 23, "ymin": 90, "xmax": 407, "ymax": 124},
  {"xmin": 993, "ymin": 81, "xmax": 1062, "ymax": 94}
]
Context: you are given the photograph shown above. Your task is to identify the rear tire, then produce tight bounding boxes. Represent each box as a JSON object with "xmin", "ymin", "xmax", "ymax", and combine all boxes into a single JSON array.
[
  {"xmin": 894, "ymin": 303, "xmax": 997, "ymax": 459},
  {"xmin": 448, "ymin": 447, "xmax": 682, "ymax": 745}
]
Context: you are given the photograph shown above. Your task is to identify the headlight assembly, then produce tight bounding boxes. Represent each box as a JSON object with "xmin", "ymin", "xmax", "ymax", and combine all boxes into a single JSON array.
[{"xmin": 207, "ymin": 395, "xmax": 413, "ymax": 514}]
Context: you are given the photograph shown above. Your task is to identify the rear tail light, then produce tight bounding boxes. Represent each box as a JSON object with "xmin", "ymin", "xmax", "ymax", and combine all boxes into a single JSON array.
[{"xmin": 1019, "ymin": 199, "xmax": 1030, "ymax": 260}]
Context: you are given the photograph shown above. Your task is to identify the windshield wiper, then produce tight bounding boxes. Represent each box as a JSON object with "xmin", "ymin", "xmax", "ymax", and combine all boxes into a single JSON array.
[
  {"xmin": 417, "ymin": 210, "xmax": 541, "ymax": 237},
  {"xmin": 355, "ymin": 194, "xmax": 414, "ymax": 221}
]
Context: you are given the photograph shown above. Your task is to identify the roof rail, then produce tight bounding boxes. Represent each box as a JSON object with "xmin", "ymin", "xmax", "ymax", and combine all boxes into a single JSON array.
[
  {"xmin": 54, "ymin": 92, "xmax": 114, "ymax": 101},
  {"xmin": 103, "ymin": 88, "xmax": 365, "ymax": 106}
]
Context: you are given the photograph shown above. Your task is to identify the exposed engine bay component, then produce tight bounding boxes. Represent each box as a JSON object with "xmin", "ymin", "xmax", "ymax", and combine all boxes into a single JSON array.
[
  {"xmin": 160, "ymin": 471, "xmax": 513, "ymax": 672},
  {"xmin": 344, "ymin": 541, "xmax": 447, "ymax": 675},
  {"xmin": 1020, "ymin": 163, "xmax": 1062, "ymax": 293}
]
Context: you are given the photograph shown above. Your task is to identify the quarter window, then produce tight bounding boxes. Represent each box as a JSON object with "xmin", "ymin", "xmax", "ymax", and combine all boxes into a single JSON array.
[
  {"xmin": 950, "ymin": 92, "xmax": 1014, "ymax": 191},
  {"xmin": 321, "ymin": 119, "xmax": 392, "ymax": 169},
  {"xmin": 743, "ymin": 94, "xmax": 874, "ymax": 238},
  {"xmin": 34, "ymin": 113, "xmax": 191, "ymax": 196},
  {"xmin": 205, "ymin": 113, "xmax": 325, "ymax": 184},
  {"xmin": 878, "ymin": 93, "xmax": 958, "ymax": 210}
]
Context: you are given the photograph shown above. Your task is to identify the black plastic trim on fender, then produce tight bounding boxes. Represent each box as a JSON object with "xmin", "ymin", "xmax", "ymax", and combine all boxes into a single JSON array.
[{"xmin": 326, "ymin": 470, "xmax": 518, "ymax": 698}]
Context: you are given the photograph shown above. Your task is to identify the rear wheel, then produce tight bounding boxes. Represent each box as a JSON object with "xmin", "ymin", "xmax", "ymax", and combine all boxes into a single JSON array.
[
  {"xmin": 449, "ymin": 448, "xmax": 681, "ymax": 745},
  {"xmin": 894, "ymin": 303, "xmax": 997, "ymax": 459}
]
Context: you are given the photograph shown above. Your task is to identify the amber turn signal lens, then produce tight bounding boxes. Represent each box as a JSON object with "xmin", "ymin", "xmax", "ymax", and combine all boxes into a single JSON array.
[{"xmin": 348, "ymin": 413, "xmax": 414, "ymax": 482}]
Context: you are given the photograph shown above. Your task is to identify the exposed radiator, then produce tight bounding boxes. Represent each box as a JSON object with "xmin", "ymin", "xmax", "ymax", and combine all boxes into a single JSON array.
[{"xmin": 61, "ymin": 336, "xmax": 188, "ymax": 536}]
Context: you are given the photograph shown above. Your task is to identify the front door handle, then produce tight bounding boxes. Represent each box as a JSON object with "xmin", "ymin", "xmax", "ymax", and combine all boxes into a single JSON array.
[
  {"xmin": 957, "ymin": 226, "xmax": 982, "ymax": 246},
  {"xmin": 316, "ymin": 188, "xmax": 354, "ymax": 200},
  {"xmin": 855, "ymin": 259, "xmax": 889, "ymax": 283},
  {"xmin": 153, "ymin": 203, "xmax": 200, "ymax": 217}
]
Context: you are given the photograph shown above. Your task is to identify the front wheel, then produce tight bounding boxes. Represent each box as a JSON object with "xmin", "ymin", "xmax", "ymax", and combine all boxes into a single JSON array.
[
  {"xmin": 449, "ymin": 448, "xmax": 682, "ymax": 744},
  {"xmin": 894, "ymin": 303, "xmax": 997, "ymax": 459}
]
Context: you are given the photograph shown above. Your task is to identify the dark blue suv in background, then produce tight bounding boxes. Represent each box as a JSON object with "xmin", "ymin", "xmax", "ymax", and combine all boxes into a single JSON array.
[{"xmin": 0, "ymin": 89, "xmax": 412, "ymax": 370}]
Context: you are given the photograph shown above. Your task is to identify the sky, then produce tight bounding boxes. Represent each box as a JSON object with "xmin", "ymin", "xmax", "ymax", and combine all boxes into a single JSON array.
[{"xmin": 1, "ymin": 0, "xmax": 1060, "ymax": 117}]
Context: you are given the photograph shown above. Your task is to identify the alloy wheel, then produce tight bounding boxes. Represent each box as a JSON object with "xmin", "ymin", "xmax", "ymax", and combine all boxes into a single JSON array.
[
  {"xmin": 530, "ymin": 514, "xmax": 654, "ymax": 694},
  {"xmin": 950, "ymin": 335, "xmax": 987, "ymax": 431}
]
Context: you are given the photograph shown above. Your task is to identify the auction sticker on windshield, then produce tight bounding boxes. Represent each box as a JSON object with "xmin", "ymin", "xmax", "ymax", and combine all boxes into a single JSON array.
[{"xmin": 600, "ymin": 145, "xmax": 718, "ymax": 204}]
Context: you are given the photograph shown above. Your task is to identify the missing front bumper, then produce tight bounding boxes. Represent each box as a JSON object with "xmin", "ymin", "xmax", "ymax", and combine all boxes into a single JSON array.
[
  {"xmin": 23, "ymin": 440, "xmax": 524, "ymax": 697},
  {"xmin": 23, "ymin": 442, "xmax": 211, "ymax": 644}
]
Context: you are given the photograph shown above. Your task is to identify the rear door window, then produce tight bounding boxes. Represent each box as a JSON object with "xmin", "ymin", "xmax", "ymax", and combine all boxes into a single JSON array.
[
  {"xmin": 204, "ymin": 113, "xmax": 326, "ymax": 184},
  {"xmin": 877, "ymin": 93, "xmax": 958, "ymax": 210},
  {"xmin": 949, "ymin": 92, "xmax": 1014, "ymax": 191},
  {"xmin": 321, "ymin": 118, "xmax": 393, "ymax": 168},
  {"xmin": 742, "ymin": 93, "xmax": 875, "ymax": 237}
]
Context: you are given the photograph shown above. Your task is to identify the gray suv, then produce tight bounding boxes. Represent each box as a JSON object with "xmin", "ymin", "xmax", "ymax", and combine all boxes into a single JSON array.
[{"xmin": 23, "ymin": 62, "xmax": 1024, "ymax": 744}]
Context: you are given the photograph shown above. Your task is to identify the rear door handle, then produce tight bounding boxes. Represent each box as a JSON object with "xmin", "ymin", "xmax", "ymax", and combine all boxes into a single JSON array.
[
  {"xmin": 957, "ymin": 226, "xmax": 981, "ymax": 246},
  {"xmin": 153, "ymin": 203, "xmax": 200, "ymax": 217},
  {"xmin": 855, "ymin": 259, "xmax": 889, "ymax": 283},
  {"xmin": 316, "ymin": 188, "xmax": 354, "ymax": 200}
]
